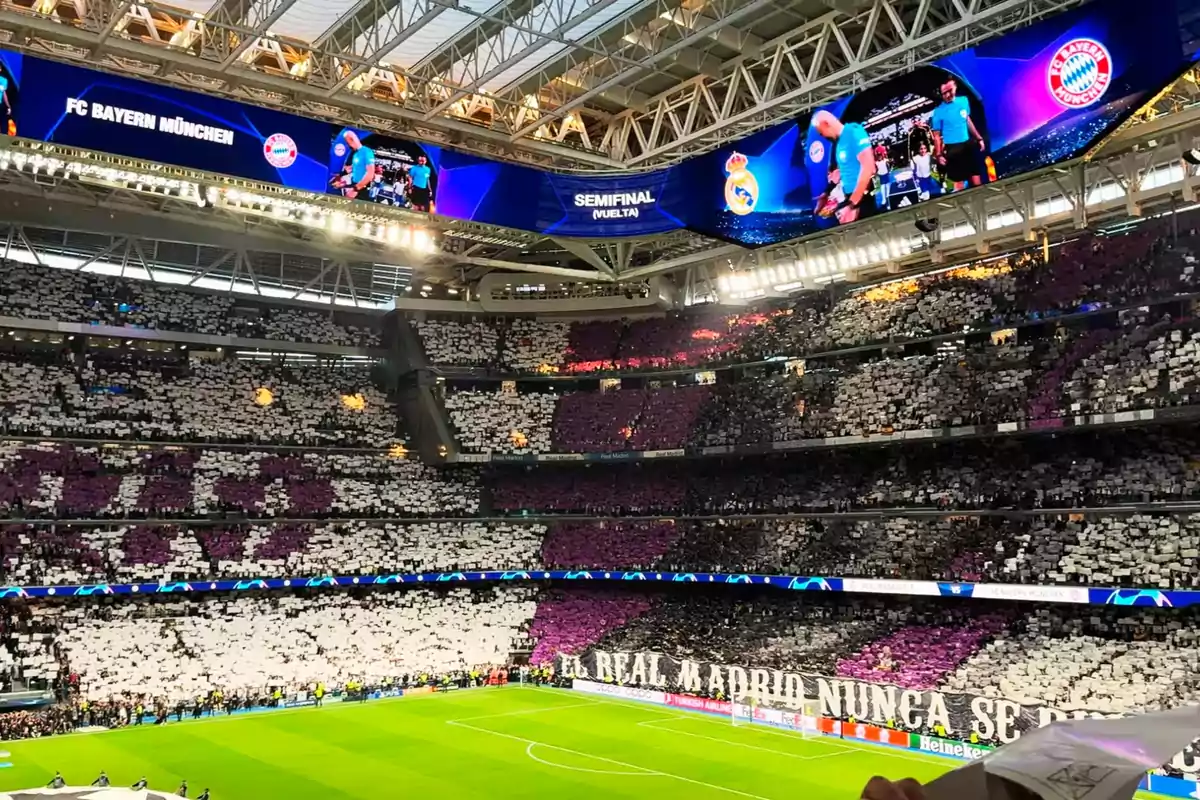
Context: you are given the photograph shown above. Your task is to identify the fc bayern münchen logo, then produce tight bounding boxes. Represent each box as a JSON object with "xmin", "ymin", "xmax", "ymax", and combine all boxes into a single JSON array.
[
  {"xmin": 263, "ymin": 132, "xmax": 298, "ymax": 168},
  {"xmin": 1048, "ymin": 38, "xmax": 1112, "ymax": 109}
]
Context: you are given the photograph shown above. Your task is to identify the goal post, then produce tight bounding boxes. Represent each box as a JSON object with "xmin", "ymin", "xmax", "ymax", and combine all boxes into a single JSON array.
[{"xmin": 731, "ymin": 693, "xmax": 823, "ymax": 738}]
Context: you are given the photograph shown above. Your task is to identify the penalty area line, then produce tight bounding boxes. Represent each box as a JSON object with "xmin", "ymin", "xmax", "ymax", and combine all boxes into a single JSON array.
[
  {"xmin": 637, "ymin": 718, "xmax": 857, "ymax": 762},
  {"xmin": 447, "ymin": 719, "xmax": 774, "ymax": 800},
  {"xmin": 446, "ymin": 700, "xmax": 601, "ymax": 723}
]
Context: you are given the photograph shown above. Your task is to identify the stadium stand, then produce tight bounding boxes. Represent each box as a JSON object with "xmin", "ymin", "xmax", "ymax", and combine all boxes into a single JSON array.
[
  {"xmin": 0, "ymin": 264, "xmax": 380, "ymax": 347},
  {"xmin": 6, "ymin": 227, "xmax": 1200, "ymax": 779},
  {"xmin": 0, "ymin": 443, "xmax": 479, "ymax": 518},
  {"xmin": 15, "ymin": 588, "xmax": 536, "ymax": 702},
  {"xmin": 417, "ymin": 221, "xmax": 1200, "ymax": 460},
  {"xmin": 410, "ymin": 220, "xmax": 1196, "ymax": 378},
  {"xmin": 416, "ymin": 319, "xmax": 499, "ymax": 366},
  {"xmin": 502, "ymin": 319, "xmax": 571, "ymax": 373},
  {"xmin": 0, "ymin": 353, "xmax": 396, "ymax": 446},
  {"xmin": 577, "ymin": 589, "xmax": 1200, "ymax": 724},
  {"xmin": 943, "ymin": 606, "xmax": 1200, "ymax": 712},
  {"xmin": 443, "ymin": 387, "xmax": 557, "ymax": 455},
  {"xmin": 490, "ymin": 428, "xmax": 1200, "ymax": 514},
  {"xmin": 447, "ymin": 310, "xmax": 1200, "ymax": 456},
  {"xmin": 0, "ymin": 520, "xmax": 542, "ymax": 585}
]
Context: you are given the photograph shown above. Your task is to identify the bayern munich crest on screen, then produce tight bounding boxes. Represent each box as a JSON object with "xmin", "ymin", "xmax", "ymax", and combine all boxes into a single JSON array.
[
  {"xmin": 263, "ymin": 133, "xmax": 298, "ymax": 168},
  {"xmin": 1048, "ymin": 38, "xmax": 1112, "ymax": 108}
]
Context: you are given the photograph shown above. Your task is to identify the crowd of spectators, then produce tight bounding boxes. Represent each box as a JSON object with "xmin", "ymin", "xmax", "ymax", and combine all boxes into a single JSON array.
[
  {"xmin": 535, "ymin": 512, "xmax": 1200, "ymax": 590},
  {"xmin": 7, "ymin": 222, "xmax": 1200, "ymax": 763},
  {"xmin": 582, "ymin": 589, "xmax": 1200, "ymax": 722},
  {"xmin": 416, "ymin": 319, "xmax": 500, "ymax": 366},
  {"xmin": 414, "ymin": 219, "xmax": 1197, "ymax": 377},
  {"xmin": 945, "ymin": 605, "xmax": 1200, "ymax": 714},
  {"xmin": 3, "ymin": 506, "xmax": 1198, "ymax": 595},
  {"xmin": 4, "ymin": 586, "xmax": 1199, "ymax": 752},
  {"xmin": 443, "ymin": 387, "xmax": 557, "ymax": 455},
  {"xmin": 0, "ymin": 352, "xmax": 397, "ymax": 446},
  {"xmin": 0, "ymin": 264, "xmax": 380, "ymax": 347},
  {"xmin": 447, "ymin": 310, "xmax": 1200, "ymax": 454},
  {"xmin": 11, "ymin": 587, "xmax": 536, "ymax": 702},
  {"xmin": 0, "ymin": 442, "xmax": 479, "ymax": 519},
  {"xmin": 491, "ymin": 427, "xmax": 1200, "ymax": 514},
  {"xmin": 0, "ymin": 520, "xmax": 541, "ymax": 586}
]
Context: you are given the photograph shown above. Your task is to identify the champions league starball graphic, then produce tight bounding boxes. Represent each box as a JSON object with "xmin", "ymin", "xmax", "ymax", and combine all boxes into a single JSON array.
[
  {"xmin": 722, "ymin": 152, "xmax": 758, "ymax": 216},
  {"xmin": 787, "ymin": 577, "xmax": 833, "ymax": 592},
  {"xmin": 1104, "ymin": 589, "xmax": 1173, "ymax": 607}
]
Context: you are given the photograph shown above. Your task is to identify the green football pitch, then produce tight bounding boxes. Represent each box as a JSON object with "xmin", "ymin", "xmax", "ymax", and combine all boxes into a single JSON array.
[{"xmin": 0, "ymin": 688, "xmax": 1174, "ymax": 799}]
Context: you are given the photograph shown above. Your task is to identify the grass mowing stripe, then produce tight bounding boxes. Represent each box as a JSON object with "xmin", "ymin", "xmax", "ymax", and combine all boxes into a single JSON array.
[{"xmin": 0, "ymin": 687, "xmax": 1178, "ymax": 800}]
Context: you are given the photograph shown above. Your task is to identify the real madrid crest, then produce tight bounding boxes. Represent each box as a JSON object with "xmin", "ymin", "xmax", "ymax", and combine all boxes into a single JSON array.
[{"xmin": 723, "ymin": 151, "xmax": 759, "ymax": 217}]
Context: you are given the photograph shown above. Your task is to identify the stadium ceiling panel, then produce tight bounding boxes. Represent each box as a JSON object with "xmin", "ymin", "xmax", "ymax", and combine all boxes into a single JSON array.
[{"xmin": 0, "ymin": 0, "xmax": 1084, "ymax": 169}]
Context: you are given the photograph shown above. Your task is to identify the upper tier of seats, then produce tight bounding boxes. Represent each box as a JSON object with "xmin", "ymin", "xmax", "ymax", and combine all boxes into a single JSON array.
[
  {"xmin": 0, "ymin": 352, "xmax": 396, "ymax": 446},
  {"xmin": 417, "ymin": 220, "xmax": 1197, "ymax": 374},
  {"xmin": 489, "ymin": 428, "xmax": 1200, "ymax": 514},
  {"xmin": 444, "ymin": 309, "xmax": 1200, "ymax": 455},
  {"xmin": 0, "ymin": 264, "xmax": 380, "ymax": 347}
]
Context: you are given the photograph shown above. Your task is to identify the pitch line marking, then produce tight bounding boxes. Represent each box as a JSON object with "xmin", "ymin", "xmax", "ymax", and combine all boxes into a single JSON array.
[
  {"xmin": 637, "ymin": 718, "xmax": 856, "ymax": 761},
  {"xmin": 447, "ymin": 719, "xmax": 774, "ymax": 800},
  {"xmin": 551, "ymin": 690, "xmax": 964, "ymax": 770},
  {"xmin": 446, "ymin": 700, "xmax": 600, "ymax": 723},
  {"xmin": 524, "ymin": 742, "xmax": 657, "ymax": 776},
  {"xmin": 646, "ymin": 709, "xmax": 860, "ymax": 753}
]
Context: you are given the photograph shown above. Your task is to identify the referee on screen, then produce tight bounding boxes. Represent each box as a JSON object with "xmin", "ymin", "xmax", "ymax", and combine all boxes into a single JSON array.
[
  {"xmin": 930, "ymin": 78, "xmax": 985, "ymax": 191},
  {"xmin": 336, "ymin": 131, "xmax": 377, "ymax": 200}
]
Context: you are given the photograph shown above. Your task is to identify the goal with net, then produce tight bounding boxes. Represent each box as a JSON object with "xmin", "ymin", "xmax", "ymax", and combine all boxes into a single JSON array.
[{"xmin": 731, "ymin": 694, "xmax": 823, "ymax": 738}]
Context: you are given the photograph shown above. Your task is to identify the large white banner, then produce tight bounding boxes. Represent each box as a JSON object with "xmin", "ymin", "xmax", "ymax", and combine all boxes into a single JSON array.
[{"xmin": 560, "ymin": 648, "xmax": 1200, "ymax": 777}]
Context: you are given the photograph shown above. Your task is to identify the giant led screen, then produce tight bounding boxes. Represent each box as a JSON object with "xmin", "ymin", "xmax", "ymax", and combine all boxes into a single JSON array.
[
  {"xmin": 0, "ymin": 0, "xmax": 1193, "ymax": 245},
  {"xmin": 682, "ymin": 0, "xmax": 1195, "ymax": 246}
]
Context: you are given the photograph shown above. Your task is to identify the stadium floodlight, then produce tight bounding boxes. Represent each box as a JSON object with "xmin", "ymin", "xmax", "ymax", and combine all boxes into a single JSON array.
[
  {"xmin": 329, "ymin": 211, "xmax": 350, "ymax": 236},
  {"xmin": 412, "ymin": 228, "xmax": 432, "ymax": 253},
  {"xmin": 731, "ymin": 692, "xmax": 823, "ymax": 739},
  {"xmin": 915, "ymin": 218, "xmax": 940, "ymax": 234}
]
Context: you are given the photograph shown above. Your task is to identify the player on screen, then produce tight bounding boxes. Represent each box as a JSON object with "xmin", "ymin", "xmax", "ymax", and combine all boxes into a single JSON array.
[
  {"xmin": 408, "ymin": 155, "xmax": 433, "ymax": 212},
  {"xmin": 812, "ymin": 109, "xmax": 877, "ymax": 225},
  {"xmin": 334, "ymin": 131, "xmax": 376, "ymax": 200},
  {"xmin": 931, "ymin": 78, "xmax": 985, "ymax": 190}
]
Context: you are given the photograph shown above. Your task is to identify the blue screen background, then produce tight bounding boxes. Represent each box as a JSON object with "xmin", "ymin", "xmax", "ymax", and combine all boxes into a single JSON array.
[{"xmin": 1, "ymin": 0, "xmax": 1194, "ymax": 245}]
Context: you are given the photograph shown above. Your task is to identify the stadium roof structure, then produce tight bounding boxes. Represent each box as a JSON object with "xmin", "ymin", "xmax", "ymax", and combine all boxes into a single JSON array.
[
  {"xmin": 0, "ymin": 0, "xmax": 1199, "ymax": 309},
  {"xmin": 0, "ymin": 0, "xmax": 1092, "ymax": 170},
  {"xmin": 1, "ymin": 74, "xmax": 1199, "ymax": 310}
]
